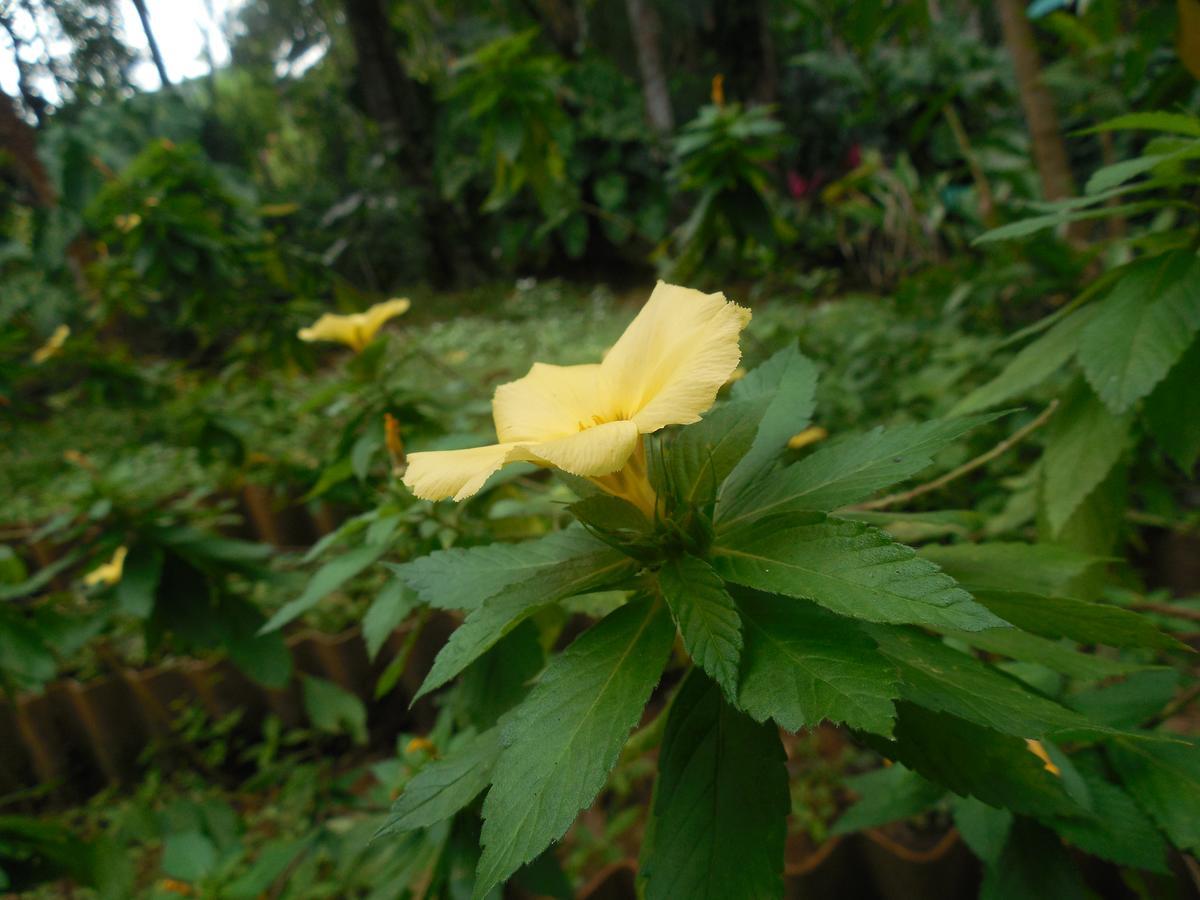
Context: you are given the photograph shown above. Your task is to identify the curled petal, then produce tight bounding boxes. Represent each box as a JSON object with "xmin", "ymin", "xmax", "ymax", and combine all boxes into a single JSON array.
[
  {"xmin": 493, "ymin": 363, "xmax": 611, "ymax": 443},
  {"xmin": 403, "ymin": 442, "xmax": 532, "ymax": 502},
  {"xmin": 527, "ymin": 420, "xmax": 640, "ymax": 477},
  {"xmin": 601, "ymin": 281, "xmax": 751, "ymax": 433}
]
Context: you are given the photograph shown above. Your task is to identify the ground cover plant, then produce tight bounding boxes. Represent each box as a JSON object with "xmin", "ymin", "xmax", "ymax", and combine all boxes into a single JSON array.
[{"xmin": 2, "ymin": 0, "xmax": 1200, "ymax": 897}]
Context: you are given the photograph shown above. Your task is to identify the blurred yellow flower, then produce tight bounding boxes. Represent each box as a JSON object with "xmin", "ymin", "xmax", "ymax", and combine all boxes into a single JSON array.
[
  {"xmin": 298, "ymin": 298, "xmax": 411, "ymax": 352},
  {"xmin": 711, "ymin": 73, "xmax": 725, "ymax": 107},
  {"xmin": 114, "ymin": 212, "xmax": 142, "ymax": 232},
  {"xmin": 787, "ymin": 426, "xmax": 828, "ymax": 450},
  {"xmin": 31, "ymin": 325, "xmax": 70, "ymax": 364},
  {"xmin": 403, "ymin": 282, "xmax": 751, "ymax": 512},
  {"xmin": 1025, "ymin": 739, "xmax": 1061, "ymax": 777},
  {"xmin": 83, "ymin": 546, "xmax": 128, "ymax": 588}
]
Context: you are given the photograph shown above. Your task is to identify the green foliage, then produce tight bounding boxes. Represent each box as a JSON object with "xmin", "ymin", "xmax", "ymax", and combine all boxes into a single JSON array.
[
  {"xmin": 640, "ymin": 671, "xmax": 788, "ymax": 900},
  {"xmin": 669, "ymin": 101, "xmax": 786, "ymax": 278}
]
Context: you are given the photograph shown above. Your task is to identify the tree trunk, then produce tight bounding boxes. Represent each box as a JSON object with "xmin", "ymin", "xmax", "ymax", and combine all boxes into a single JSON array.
[
  {"xmin": 131, "ymin": 0, "xmax": 171, "ymax": 87},
  {"xmin": 625, "ymin": 0, "xmax": 673, "ymax": 137},
  {"xmin": 996, "ymin": 0, "xmax": 1076, "ymax": 204},
  {"xmin": 0, "ymin": 89, "xmax": 54, "ymax": 207},
  {"xmin": 341, "ymin": 0, "xmax": 455, "ymax": 284}
]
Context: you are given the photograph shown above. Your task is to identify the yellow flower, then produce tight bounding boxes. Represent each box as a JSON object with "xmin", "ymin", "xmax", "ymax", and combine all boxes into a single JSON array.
[
  {"xmin": 1025, "ymin": 739, "xmax": 1061, "ymax": 777},
  {"xmin": 298, "ymin": 298, "xmax": 411, "ymax": 352},
  {"xmin": 787, "ymin": 426, "xmax": 828, "ymax": 450},
  {"xmin": 83, "ymin": 546, "xmax": 128, "ymax": 588},
  {"xmin": 31, "ymin": 325, "xmax": 70, "ymax": 364},
  {"xmin": 711, "ymin": 74, "xmax": 725, "ymax": 107},
  {"xmin": 403, "ymin": 282, "xmax": 751, "ymax": 511}
]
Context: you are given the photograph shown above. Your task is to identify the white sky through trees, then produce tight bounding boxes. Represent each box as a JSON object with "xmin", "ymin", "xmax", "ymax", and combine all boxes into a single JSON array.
[{"xmin": 0, "ymin": 0, "xmax": 246, "ymax": 103}]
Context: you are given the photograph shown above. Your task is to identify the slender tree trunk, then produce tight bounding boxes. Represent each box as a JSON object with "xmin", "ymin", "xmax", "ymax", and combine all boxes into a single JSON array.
[
  {"xmin": 625, "ymin": 0, "xmax": 674, "ymax": 137},
  {"xmin": 996, "ymin": 0, "xmax": 1076, "ymax": 204},
  {"xmin": 131, "ymin": 0, "xmax": 171, "ymax": 87},
  {"xmin": 0, "ymin": 88, "xmax": 54, "ymax": 206},
  {"xmin": 341, "ymin": 0, "xmax": 455, "ymax": 284}
]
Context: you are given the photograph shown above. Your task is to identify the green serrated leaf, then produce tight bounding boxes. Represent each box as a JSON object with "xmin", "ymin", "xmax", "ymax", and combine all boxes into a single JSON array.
[
  {"xmin": 716, "ymin": 414, "xmax": 1001, "ymax": 529},
  {"xmin": 1039, "ymin": 762, "xmax": 1167, "ymax": 873},
  {"xmin": 951, "ymin": 795, "xmax": 1012, "ymax": 866},
  {"xmin": 940, "ymin": 626, "xmax": 1157, "ymax": 681},
  {"xmin": 658, "ymin": 555, "xmax": 742, "ymax": 698},
  {"xmin": 376, "ymin": 728, "xmax": 501, "ymax": 839},
  {"xmin": 1077, "ymin": 252, "xmax": 1200, "ymax": 414},
  {"xmin": 362, "ymin": 580, "xmax": 419, "ymax": 661},
  {"xmin": 917, "ymin": 541, "xmax": 1100, "ymax": 598},
  {"xmin": 831, "ymin": 764, "xmax": 944, "ymax": 835},
  {"xmin": 869, "ymin": 628, "xmax": 1104, "ymax": 740},
  {"xmin": 1108, "ymin": 736, "xmax": 1200, "ymax": 853},
  {"xmin": 734, "ymin": 588, "xmax": 898, "ymax": 735},
  {"xmin": 262, "ymin": 543, "xmax": 389, "ymax": 633},
  {"xmin": 456, "ymin": 619, "xmax": 544, "ymax": 729},
  {"xmin": 413, "ymin": 548, "xmax": 634, "ymax": 702},
  {"xmin": 1040, "ymin": 380, "xmax": 1133, "ymax": 536},
  {"xmin": 720, "ymin": 345, "xmax": 819, "ymax": 496},
  {"xmin": 712, "ymin": 517, "xmax": 1006, "ymax": 631},
  {"xmin": 641, "ymin": 671, "xmax": 788, "ymax": 900},
  {"xmin": 1067, "ymin": 671, "xmax": 1182, "ymax": 727},
  {"xmin": 1145, "ymin": 337, "xmax": 1200, "ymax": 471},
  {"xmin": 391, "ymin": 527, "xmax": 611, "ymax": 612},
  {"xmin": 950, "ymin": 305, "xmax": 1097, "ymax": 416},
  {"xmin": 980, "ymin": 819, "xmax": 1090, "ymax": 900},
  {"xmin": 474, "ymin": 597, "xmax": 674, "ymax": 898},
  {"xmin": 663, "ymin": 396, "xmax": 771, "ymax": 506},
  {"xmin": 879, "ymin": 704, "xmax": 1080, "ymax": 817},
  {"xmin": 970, "ymin": 591, "xmax": 1185, "ymax": 652}
]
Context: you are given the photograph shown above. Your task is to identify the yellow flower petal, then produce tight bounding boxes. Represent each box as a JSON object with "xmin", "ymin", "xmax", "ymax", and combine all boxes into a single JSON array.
[
  {"xmin": 493, "ymin": 363, "xmax": 611, "ymax": 443},
  {"xmin": 403, "ymin": 443, "xmax": 532, "ymax": 502},
  {"xmin": 528, "ymin": 420, "xmax": 640, "ymax": 477},
  {"xmin": 1025, "ymin": 739, "xmax": 1061, "ymax": 777},
  {"xmin": 602, "ymin": 281, "xmax": 751, "ymax": 433},
  {"xmin": 83, "ymin": 546, "xmax": 128, "ymax": 587},
  {"xmin": 31, "ymin": 324, "xmax": 70, "ymax": 364},
  {"xmin": 298, "ymin": 298, "xmax": 411, "ymax": 351}
]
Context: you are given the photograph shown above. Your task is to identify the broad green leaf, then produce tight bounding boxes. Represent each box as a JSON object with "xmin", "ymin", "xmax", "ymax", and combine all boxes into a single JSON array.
[
  {"xmin": 658, "ymin": 554, "xmax": 742, "ymax": 698},
  {"xmin": 1078, "ymin": 252, "xmax": 1200, "ymax": 414},
  {"xmin": 972, "ymin": 201, "xmax": 1166, "ymax": 244},
  {"xmin": 391, "ymin": 528, "xmax": 612, "ymax": 611},
  {"xmin": 950, "ymin": 305, "xmax": 1097, "ymax": 415},
  {"xmin": 362, "ymin": 580, "xmax": 419, "ymax": 661},
  {"xmin": 1040, "ymin": 380, "xmax": 1132, "ymax": 536},
  {"xmin": 413, "ymin": 548, "xmax": 635, "ymax": 702},
  {"xmin": 641, "ymin": 672, "xmax": 788, "ymax": 900},
  {"xmin": 662, "ymin": 395, "xmax": 770, "ymax": 506},
  {"xmin": 1039, "ymin": 763, "xmax": 1167, "ymax": 873},
  {"xmin": 1108, "ymin": 736, "xmax": 1200, "ymax": 853},
  {"xmin": 475, "ymin": 597, "xmax": 673, "ymax": 899},
  {"xmin": 831, "ymin": 765, "xmax": 944, "ymax": 835},
  {"xmin": 1146, "ymin": 337, "xmax": 1200, "ymax": 470},
  {"xmin": 712, "ymin": 517, "xmax": 1006, "ymax": 631},
  {"xmin": 917, "ymin": 541, "xmax": 1100, "ymax": 598},
  {"xmin": 716, "ymin": 414, "xmax": 1000, "ymax": 529},
  {"xmin": 735, "ymin": 588, "xmax": 899, "ymax": 736},
  {"xmin": 719, "ymin": 345, "xmax": 819, "ymax": 496},
  {"xmin": 1081, "ymin": 111, "xmax": 1200, "ymax": 138},
  {"xmin": 1068, "ymin": 670, "xmax": 1182, "ymax": 727},
  {"xmin": 869, "ymin": 628, "xmax": 1104, "ymax": 740},
  {"xmin": 456, "ymin": 620, "xmax": 545, "ymax": 729},
  {"xmin": 0, "ymin": 606, "xmax": 56, "ymax": 687},
  {"xmin": 114, "ymin": 544, "xmax": 163, "ymax": 618},
  {"xmin": 161, "ymin": 830, "xmax": 219, "ymax": 882},
  {"xmin": 980, "ymin": 820, "xmax": 1090, "ymax": 900},
  {"xmin": 971, "ymin": 591, "xmax": 1185, "ymax": 652},
  {"xmin": 951, "ymin": 796, "xmax": 1011, "ymax": 866},
  {"xmin": 376, "ymin": 728, "xmax": 501, "ymax": 838},
  {"xmin": 1085, "ymin": 143, "xmax": 1200, "ymax": 194},
  {"xmin": 301, "ymin": 675, "xmax": 368, "ymax": 745},
  {"xmin": 262, "ymin": 543, "xmax": 389, "ymax": 633},
  {"xmin": 879, "ymin": 704, "xmax": 1080, "ymax": 817},
  {"xmin": 940, "ymin": 626, "xmax": 1157, "ymax": 680},
  {"xmin": 567, "ymin": 495, "xmax": 649, "ymax": 537}
]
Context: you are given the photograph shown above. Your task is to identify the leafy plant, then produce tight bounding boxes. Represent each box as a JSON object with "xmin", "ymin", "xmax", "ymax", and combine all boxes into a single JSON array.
[
  {"xmin": 373, "ymin": 285, "xmax": 1195, "ymax": 897},
  {"xmin": 960, "ymin": 111, "xmax": 1200, "ymax": 554},
  {"xmin": 669, "ymin": 99, "xmax": 787, "ymax": 279}
]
